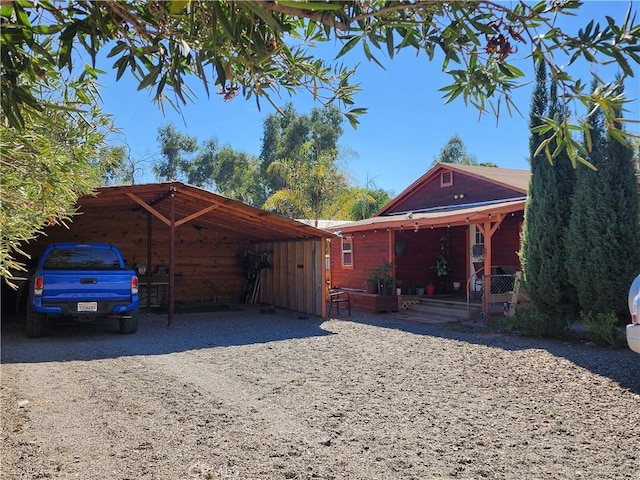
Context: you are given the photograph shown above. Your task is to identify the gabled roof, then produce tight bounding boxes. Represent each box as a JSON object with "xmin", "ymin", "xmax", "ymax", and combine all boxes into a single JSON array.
[
  {"xmin": 377, "ymin": 163, "xmax": 530, "ymax": 216},
  {"xmin": 78, "ymin": 182, "xmax": 329, "ymax": 242}
]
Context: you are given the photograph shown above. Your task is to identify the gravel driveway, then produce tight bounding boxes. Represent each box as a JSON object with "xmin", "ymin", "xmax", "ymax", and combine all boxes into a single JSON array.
[{"xmin": 1, "ymin": 307, "xmax": 639, "ymax": 479}]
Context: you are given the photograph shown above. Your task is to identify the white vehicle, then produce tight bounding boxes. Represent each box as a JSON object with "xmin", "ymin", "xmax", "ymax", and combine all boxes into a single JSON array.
[{"xmin": 627, "ymin": 274, "xmax": 640, "ymax": 354}]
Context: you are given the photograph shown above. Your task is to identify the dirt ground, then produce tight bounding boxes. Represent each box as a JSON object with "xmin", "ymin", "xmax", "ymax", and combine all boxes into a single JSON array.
[{"xmin": 1, "ymin": 307, "xmax": 639, "ymax": 480}]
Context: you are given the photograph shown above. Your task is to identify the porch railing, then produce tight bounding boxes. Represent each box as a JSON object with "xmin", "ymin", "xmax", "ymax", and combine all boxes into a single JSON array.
[{"xmin": 466, "ymin": 270, "xmax": 526, "ymax": 320}]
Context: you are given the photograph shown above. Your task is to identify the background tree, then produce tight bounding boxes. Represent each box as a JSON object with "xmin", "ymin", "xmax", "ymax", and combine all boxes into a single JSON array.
[
  {"xmin": 520, "ymin": 61, "xmax": 578, "ymax": 334},
  {"xmin": 190, "ymin": 145, "xmax": 267, "ymax": 206},
  {"xmin": 154, "ymin": 129, "xmax": 267, "ymax": 206},
  {"xmin": 153, "ymin": 124, "xmax": 199, "ymax": 182},
  {"xmin": 102, "ymin": 144, "xmax": 154, "ymax": 186},
  {"xmin": 263, "ymin": 156, "xmax": 349, "ymax": 226},
  {"xmin": 432, "ymin": 135, "xmax": 477, "ymax": 166},
  {"xmin": 259, "ymin": 104, "xmax": 344, "ymax": 195},
  {"xmin": 210, "ymin": 149, "xmax": 266, "ymax": 206},
  {"xmin": 328, "ymin": 182, "xmax": 392, "ymax": 221},
  {"xmin": 566, "ymin": 81, "xmax": 640, "ymax": 319}
]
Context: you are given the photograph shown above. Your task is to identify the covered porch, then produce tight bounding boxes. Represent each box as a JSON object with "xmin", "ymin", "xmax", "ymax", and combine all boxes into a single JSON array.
[{"xmin": 327, "ymin": 199, "xmax": 527, "ymax": 319}]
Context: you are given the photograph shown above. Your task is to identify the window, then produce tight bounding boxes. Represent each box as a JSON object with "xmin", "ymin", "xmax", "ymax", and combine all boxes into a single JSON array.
[
  {"xmin": 441, "ymin": 171, "xmax": 453, "ymax": 187},
  {"xmin": 341, "ymin": 236, "xmax": 353, "ymax": 268},
  {"xmin": 44, "ymin": 247, "xmax": 122, "ymax": 270},
  {"xmin": 472, "ymin": 227, "xmax": 485, "ymax": 257}
]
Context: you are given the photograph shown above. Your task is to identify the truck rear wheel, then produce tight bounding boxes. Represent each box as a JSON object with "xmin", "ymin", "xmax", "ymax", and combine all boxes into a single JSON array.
[
  {"xmin": 119, "ymin": 310, "xmax": 138, "ymax": 334},
  {"xmin": 26, "ymin": 306, "xmax": 46, "ymax": 338}
]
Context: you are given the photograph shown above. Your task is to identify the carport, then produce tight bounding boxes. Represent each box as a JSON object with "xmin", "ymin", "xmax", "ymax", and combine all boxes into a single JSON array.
[{"xmin": 23, "ymin": 182, "xmax": 330, "ymax": 323}]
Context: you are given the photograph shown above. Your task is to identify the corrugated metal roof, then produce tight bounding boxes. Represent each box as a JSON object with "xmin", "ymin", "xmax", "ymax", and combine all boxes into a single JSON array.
[{"xmin": 327, "ymin": 199, "xmax": 526, "ymax": 234}]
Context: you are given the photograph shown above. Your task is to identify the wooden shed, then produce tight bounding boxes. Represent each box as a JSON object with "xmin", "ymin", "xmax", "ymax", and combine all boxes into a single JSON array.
[{"xmin": 19, "ymin": 182, "xmax": 330, "ymax": 321}]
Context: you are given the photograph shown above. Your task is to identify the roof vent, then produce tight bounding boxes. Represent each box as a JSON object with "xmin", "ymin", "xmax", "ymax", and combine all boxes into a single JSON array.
[{"xmin": 441, "ymin": 171, "xmax": 453, "ymax": 187}]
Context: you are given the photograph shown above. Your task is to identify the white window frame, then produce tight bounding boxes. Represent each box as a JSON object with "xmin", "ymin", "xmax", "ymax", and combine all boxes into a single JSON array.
[{"xmin": 341, "ymin": 236, "xmax": 353, "ymax": 268}]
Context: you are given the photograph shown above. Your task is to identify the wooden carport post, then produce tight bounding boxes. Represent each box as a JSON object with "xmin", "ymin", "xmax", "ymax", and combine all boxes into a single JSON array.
[
  {"xmin": 128, "ymin": 186, "xmax": 224, "ymax": 326},
  {"xmin": 168, "ymin": 186, "xmax": 176, "ymax": 326},
  {"xmin": 146, "ymin": 212, "xmax": 152, "ymax": 311}
]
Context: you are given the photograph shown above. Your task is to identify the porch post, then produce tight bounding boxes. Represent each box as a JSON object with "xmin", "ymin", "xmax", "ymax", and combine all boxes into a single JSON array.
[
  {"xmin": 388, "ymin": 228, "xmax": 395, "ymax": 282},
  {"xmin": 483, "ymin": 220, "xmax": 492, "ymax": 316},
  {"xmin": 478, "ymin": 214, "xmax": 505, "ymax": 319}
]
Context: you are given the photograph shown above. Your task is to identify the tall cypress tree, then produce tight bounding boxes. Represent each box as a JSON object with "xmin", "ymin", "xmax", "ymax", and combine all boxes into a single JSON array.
[
  {"xmin": 547, "ymin": 80, "xmax": 579, "ymax": 316},
  {"xmin": 520, "ymin": 61, "xmax": 578, "ymax": 322},
  {"xmin": 567, "ymin": 81, "xmax": 640, "ymax": 318}
]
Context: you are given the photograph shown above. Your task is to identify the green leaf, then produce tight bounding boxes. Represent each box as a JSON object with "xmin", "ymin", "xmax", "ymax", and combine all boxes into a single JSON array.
[
  {"xmin": 138, "ymin": 66, "xmax": 160, "ymax": 90},
  {"xmin": 13, "ymin": 2, "xmax": 32, "ymax": 28},
  {"xmin": 212, "ymin": 2, "xmax": 235, "ymax": 39},
  {"xmin": 385, "ymin": 28, "xmax": 394, "ymax": 58},
  {"xmin": 335, "ymin": 36, "xmax": 359, "ymax": 59},
  {"xmin": 241, "ymin": 2, "xmax": 282, "ymax": 30}
]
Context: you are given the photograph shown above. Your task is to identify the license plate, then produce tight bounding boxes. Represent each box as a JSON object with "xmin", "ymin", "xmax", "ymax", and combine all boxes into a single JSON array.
[{"xmin": 77, "ymin": 302, "xmax": 98, "ymax": 312}]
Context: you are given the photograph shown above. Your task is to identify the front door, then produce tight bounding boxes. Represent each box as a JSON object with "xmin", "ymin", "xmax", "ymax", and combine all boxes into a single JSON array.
[{"xmin": 470, "ymin": 225, "xmax": 484, "ymax": 292}]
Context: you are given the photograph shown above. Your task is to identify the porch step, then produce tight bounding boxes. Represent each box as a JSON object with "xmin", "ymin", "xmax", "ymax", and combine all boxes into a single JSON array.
[
  {"xmin": 403, "ymin": 296, "xmax": 483, "ymax": 322},
  {"xmin": 389, "ymin": 310, "xmax": 457, "ymax": 324}
]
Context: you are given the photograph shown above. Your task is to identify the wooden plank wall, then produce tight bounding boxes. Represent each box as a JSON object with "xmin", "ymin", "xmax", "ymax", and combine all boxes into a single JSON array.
[
  {"xmin": 20, "ymin": 206, "xmax": 252, "ymax": 304},
  {"xmin": 490, "ymin": 213, "xmax": 524, "ymax": 268},
  {"xmin": 328, "ymin": 229, "xmax": 393, "ymax": 290},
  {"xmin": 257, "ymin": 239, "xmax": 324, "ymax": 317}
]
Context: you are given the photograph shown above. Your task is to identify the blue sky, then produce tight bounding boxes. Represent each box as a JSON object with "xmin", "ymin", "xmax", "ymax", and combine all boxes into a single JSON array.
[{"xmin": 99, "ymin": 1, "xmax": 640, "ymax": 196}]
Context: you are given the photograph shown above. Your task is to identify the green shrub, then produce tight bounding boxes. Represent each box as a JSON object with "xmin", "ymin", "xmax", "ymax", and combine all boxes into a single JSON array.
[
  {"xmin": 489, "ymin": 314, "xmax": 519, "ymax": 332},
  {"xmin": 511, "ymin": 304, "xmax": 572, "ymax": 339},
  {"xmin": 581, "ymin": 311, "xmax": 622, "ymax": 348}
]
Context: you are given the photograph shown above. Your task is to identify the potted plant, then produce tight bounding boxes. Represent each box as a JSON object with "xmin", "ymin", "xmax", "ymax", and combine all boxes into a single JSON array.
[
  {"xmin": 364, "ymin": 260, "xmax": 395, "ymax": 295},
  {"xmin": 426, "ymin": 282, "xmax": 436, "ymax": 295},
  {"xmin": 378, "ymin": 260, "xmax": 395, "ymax": 296},
  {"xmin": 430, "ymin": 235, "xmax": 451, "ymax": 293},
  {"xmin": 363, "ymin": 271, "xmax": 379, "ymax": 294}
]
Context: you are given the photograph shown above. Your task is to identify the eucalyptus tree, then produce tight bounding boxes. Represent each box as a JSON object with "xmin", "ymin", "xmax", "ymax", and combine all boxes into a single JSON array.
[
  {"xmin": 153, "ymin": 124, "xmax": 199, "ymax": 182},
  {"xmin": 432, "ymin": 135, "xmax": 477, "ymax": 166},
  {"xmin": 102, "ymin": 144, "xmax": 154, "ymax": 186},
  {"xmin": 259, "ymin": 104, "xmax": 344, "ymax": 195},
  {"xmin": 193, "ymin": 146, "xmax": 267, "ymax": 207}
]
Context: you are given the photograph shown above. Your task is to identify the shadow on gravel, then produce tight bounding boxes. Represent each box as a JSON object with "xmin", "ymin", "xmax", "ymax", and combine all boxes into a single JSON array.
[
  {"xmin": 357, "ymin": 314, "xmax": 640, "ymax": 396},
  {"xmin": 1, "ymin": 306, "xmax": 334, "ymax": 364}
]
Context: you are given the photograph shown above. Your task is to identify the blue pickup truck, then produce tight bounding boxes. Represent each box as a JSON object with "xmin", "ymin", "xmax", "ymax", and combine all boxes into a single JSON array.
[{"xmin": 27, "ymin": 243, "xmax": 139, "ymax": 337}]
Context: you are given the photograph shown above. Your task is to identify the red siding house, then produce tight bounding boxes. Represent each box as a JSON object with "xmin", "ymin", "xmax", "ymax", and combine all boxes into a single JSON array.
[{"xmin": 326, "ymin": 163, "xmax": 530, "ymax": 314}]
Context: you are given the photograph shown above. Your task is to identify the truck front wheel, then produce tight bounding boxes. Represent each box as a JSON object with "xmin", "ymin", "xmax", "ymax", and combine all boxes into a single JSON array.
[
  {"xmin": 119, "ymin": 311, "xmax": 138, "ymax": 334},
  {"xmin": 26, "ymin": 306, "xmax": 46, "ymax": 338}
]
